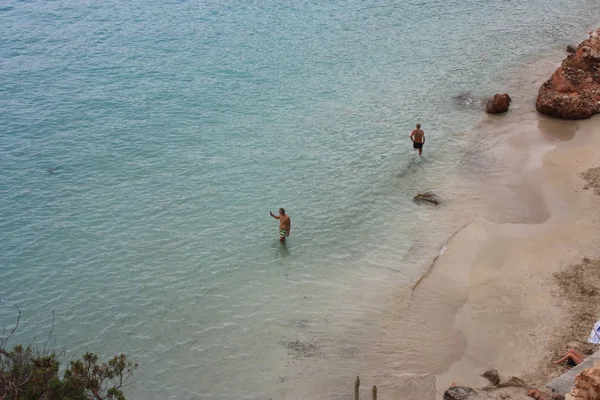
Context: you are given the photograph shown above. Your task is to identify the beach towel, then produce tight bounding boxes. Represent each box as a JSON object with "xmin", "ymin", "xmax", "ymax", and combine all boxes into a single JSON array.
[{"xmin": 589, "ymin": 321, "xmax": 600, "ymax": 344}]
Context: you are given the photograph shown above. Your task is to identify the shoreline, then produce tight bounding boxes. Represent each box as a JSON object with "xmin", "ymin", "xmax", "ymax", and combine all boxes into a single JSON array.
[
  {"xmin": 425, "ymin": 51, "xmax": 600, "ymax": 397},
  {"xmin": 431, "ymin": 34, "xmax": 600, "ymax": 396},
  {"xmin": 356, "ymin": 36, "xmax": 600, "ymax": 399},
  {"xmin": 434, "ymin": 117, "xmax": 600, "ymax": 398}
]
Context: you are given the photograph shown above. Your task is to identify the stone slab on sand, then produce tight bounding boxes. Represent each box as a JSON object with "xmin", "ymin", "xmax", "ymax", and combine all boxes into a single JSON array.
[{"xmin": 546, "ymin": 351, "xmax": 600, "ymax": 395}]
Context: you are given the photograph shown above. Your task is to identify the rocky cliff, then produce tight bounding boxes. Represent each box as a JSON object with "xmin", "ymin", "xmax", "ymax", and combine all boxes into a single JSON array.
[
  {"xmin": 536, "ymin": 29, "xmax": 600, "ymax": 119},
  {"xmin": 565, "ymin": 361, "xmax": 600, "ymax": 400}
]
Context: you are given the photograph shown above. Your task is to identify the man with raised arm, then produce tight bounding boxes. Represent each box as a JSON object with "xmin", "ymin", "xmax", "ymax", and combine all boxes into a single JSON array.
[{"xmin": 270, "ymin": 208, "xmax": 291, "ymax": 243}]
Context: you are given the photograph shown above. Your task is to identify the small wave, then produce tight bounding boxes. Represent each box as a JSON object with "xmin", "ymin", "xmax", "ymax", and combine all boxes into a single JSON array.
[
  {"xmin": 439, "ymin": 244, "xmax": 447, "ymax": 255},
  {"xmin": 409, "ymin": 220, "xmax": 472, "ymax": 299}
]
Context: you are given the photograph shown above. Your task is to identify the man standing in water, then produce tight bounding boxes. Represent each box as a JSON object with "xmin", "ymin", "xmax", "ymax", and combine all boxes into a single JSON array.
[
  {"xmin": 410, "ymin": 123, "xmax": 425, "ymax": 156},
  {"xmin": 270, "ymin": 208, "xmax": 291, "ymax": 243}
]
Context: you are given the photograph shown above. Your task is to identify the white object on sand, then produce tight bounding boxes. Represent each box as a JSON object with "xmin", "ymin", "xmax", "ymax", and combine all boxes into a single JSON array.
[{"xmin": 589, "ymin": 321, "xmax": 600, "ymax": 344}]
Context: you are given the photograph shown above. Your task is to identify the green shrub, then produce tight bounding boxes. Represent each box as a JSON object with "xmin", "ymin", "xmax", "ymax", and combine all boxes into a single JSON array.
[{"xmin": 1, "ymin": 309, "xmax": 137, "ymax": 400}]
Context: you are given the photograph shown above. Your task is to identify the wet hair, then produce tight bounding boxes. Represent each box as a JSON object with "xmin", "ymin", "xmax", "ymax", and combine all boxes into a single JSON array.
[
  {"xmin": 416, "ymin": 123, "xmax": 421, "ymax": 129},
  {"xmin": 279, "ymin": 208, "xmax": 285, "ymax": 214}
]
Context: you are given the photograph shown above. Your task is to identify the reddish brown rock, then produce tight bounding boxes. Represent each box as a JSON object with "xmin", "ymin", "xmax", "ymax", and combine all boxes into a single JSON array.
[
  {"xmin": 565, "ymin": 361, "xmax": 600, "ymax": 400},
  {"xmin": 528, "ymin": 389, "xmax": 549, "ymax": 400},
  {"xmin": 486, "ymin": 93, "xmax": 512, "ymax": 114},
  {"xmin": 537, "ymin": 29, "xmax": 600, "ymax": 119}
]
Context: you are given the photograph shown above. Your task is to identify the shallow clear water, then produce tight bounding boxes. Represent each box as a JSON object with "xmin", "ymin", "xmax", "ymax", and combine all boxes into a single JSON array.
[{"xmin": 1, "ymin": 0, "xmax": 599, "ymax": 398}]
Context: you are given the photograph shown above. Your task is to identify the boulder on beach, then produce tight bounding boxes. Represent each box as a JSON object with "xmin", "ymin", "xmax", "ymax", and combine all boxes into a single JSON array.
[
  {"xmin": 567, "ymin": 44, "xmax": 578, "ymax": 54},
  {"xmin": 413, "ymin": 192, "xmax": 441, "ymax": 205},
  {"xmin": 485, "ymin": 93, "xmax": 512, "ymax": 114},
  {"xmin": 444, "ymin": 386, "xmax": 475, "ymax": 400},
  {"xmin": 481, "ymin": 369, "xmax": 501, "ymax": 386},
  {"xmin": 536, "ymin": 29, "xmax": 600, "ymax": 119},
  {"xmin": 565, "ymin": 361, "xmax": 600, "ymax": 400},
  {"xmin": 527, "ymin": 388, "xmax": 550, "ymax": 400}
]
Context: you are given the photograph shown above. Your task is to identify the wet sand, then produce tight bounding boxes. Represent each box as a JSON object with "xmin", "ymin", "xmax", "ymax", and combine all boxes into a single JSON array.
[
  {"xmin": 434, "ymin": 71, "xmax": 600, "ymax": 396},
  {"xmin": 356, "ymin": 50, "xmax": 600, "ymax": 399}
]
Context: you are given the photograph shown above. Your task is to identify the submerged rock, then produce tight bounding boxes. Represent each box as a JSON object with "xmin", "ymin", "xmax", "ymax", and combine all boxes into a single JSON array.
[
  {"xmin": 413, "ymin": 192, "xmax": 441, "ymax": 205},
  {"xmin": 444, "ymin": 386, "xmax": 475, "ymax": 400},
  {"xmin": 454, "ymin": 92, "xmax": 475, "ymax": 105},
  {"xmin": 537, "ymin": 28, "xmax": 600, "ymax": 119},
  {"xmin": 453, "ymin": 92, "xmax": 484, "ymax": 110},
  {"xmin": 485, "ymin": 93, "xmax": 512, "ymax": 114}
]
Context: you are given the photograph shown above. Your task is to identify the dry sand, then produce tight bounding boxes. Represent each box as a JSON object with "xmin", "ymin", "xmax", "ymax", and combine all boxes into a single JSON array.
[
  {"xmin": 433, "ymin": 112, "xmax": 600, "ymax": 397},
  {"xmin": 528, "ymin": 257, "xmax": 600, "ymax": 388},
  {"xmin": 453, "ymin": 255, "xmax": 600, "ymax": 400}
]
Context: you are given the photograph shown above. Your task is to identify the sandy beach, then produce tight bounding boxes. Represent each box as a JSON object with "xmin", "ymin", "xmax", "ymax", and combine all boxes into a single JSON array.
[
  {"xmin": 350, "ymin": 42, "xmax": 600, "ymax": 400},
  {"xmin": 436, "ymin": 113, "xmax": 600, "ymax": 392},
  {"xmin": 433, "ymin": 60, "xmax": 600, "ymax": 399}
]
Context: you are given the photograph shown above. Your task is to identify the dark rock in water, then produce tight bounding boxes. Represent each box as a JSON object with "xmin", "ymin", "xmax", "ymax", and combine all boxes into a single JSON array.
[
  {"xmin": 294, "ymin": 319, "xmax": 309, "ymax": 328},
  {"xmin": 567, "ymin": 44, "xmax": 577, "ymax": 54},
  {"xmin": 485, "ymin": 93, "xmax": 511, "ymax": 114},
  {"xmin": 453, "ymin": 92, "xmax": 483, "ymax": 110},
  {"xmin": 413, "ymin": 192, "xmax": 441, "ymax": 205},
  {"xmin": 537, "ymin": 29, "xmax": 600, "ymax": 119},
  {"xmin": 453, "ymin": 92, "xmax": 474, "ymax": 106},
  {"xmin": 443, "ymin": 386, "xmax": 475, "ymax": 400},
  {"xmin": 481, "ymin": 369, "xmax": 500, "ymax": 386}
]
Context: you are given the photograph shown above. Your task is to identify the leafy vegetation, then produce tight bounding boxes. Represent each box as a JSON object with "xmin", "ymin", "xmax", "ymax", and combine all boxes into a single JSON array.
[{"xmin": 1, "ymin": 308, "xmax": 137, "ymax": 400}]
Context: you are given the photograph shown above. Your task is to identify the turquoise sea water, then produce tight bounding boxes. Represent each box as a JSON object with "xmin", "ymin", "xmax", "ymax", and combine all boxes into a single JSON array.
[{"xmin": 1, "ymin": 1, "xmax": 599, "ymax": 398}]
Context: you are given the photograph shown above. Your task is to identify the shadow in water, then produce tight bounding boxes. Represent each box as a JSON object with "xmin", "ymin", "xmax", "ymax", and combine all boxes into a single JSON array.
[
  {"xmin": 396, "ymin": 153, "xmax": 426, "ymax": 179},
  {"xmin": 276, "ymin": 242, "xmax": 292, "ymax": 259},
  {"xmin": 272, "ymin": 241, "xmax": 293, "ymax": 276}
]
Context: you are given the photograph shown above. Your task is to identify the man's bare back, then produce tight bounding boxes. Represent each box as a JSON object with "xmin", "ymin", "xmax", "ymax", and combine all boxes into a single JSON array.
[
  {"xmin": 409, "ymin": 123, "xmax": 425, "ymax": 156},
  {"xmin": 270, "ymin": 208, "xmax": 291, "ymax": 243},
  {"xmin": 411, "ymin": 129, "xmax": 424, "ymax": 143}
]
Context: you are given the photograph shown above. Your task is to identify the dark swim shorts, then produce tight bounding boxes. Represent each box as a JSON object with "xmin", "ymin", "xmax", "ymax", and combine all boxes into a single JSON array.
[{"xmin": 413, "ymin": 141, "xmax": 423, "ymax": 149}]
